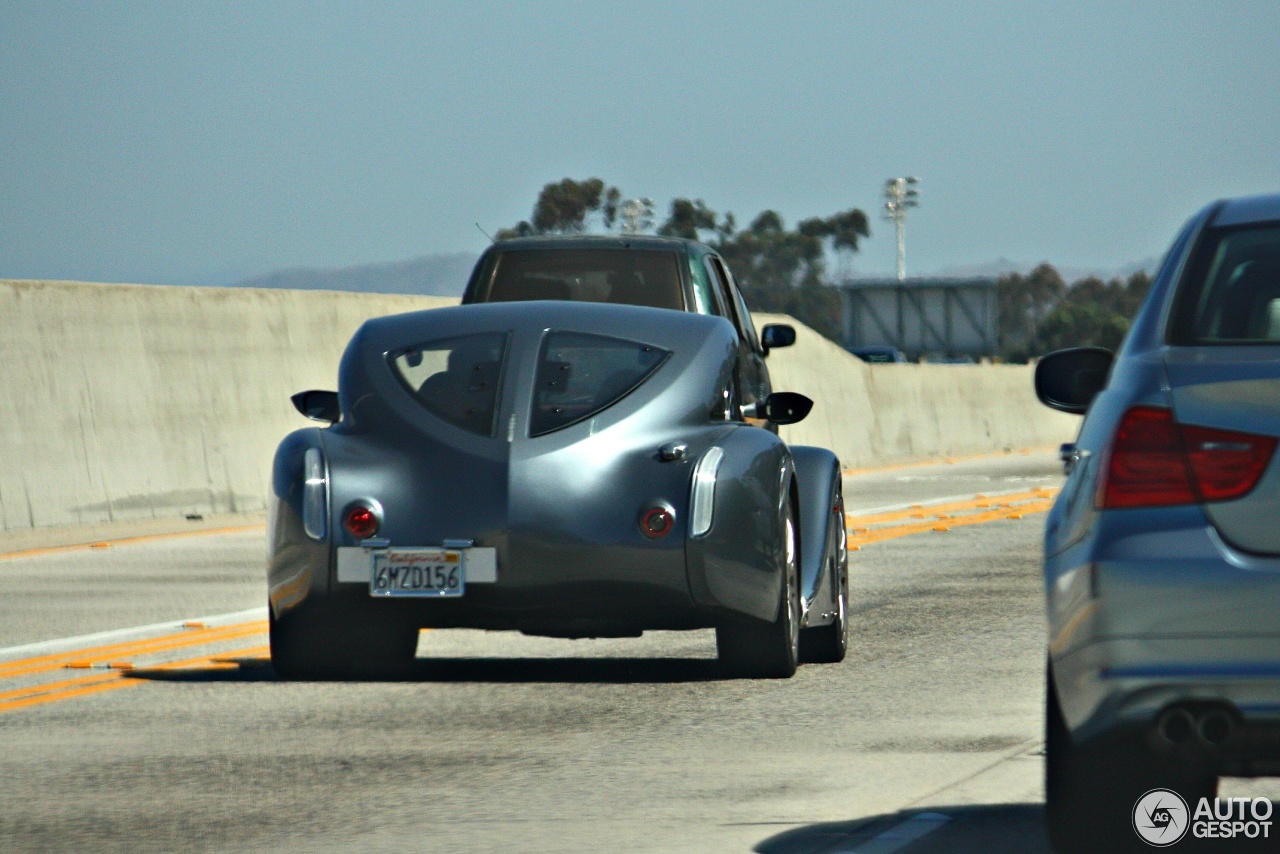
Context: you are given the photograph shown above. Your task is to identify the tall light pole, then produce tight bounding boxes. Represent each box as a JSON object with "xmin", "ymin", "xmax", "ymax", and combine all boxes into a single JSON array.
[
  {"xmin": 883, "ymin": 177, "xmax": 920, "ymax": 281},
  {"xmin": 619, "ymin": 197, "xmax": 655, "ymax": 234}
]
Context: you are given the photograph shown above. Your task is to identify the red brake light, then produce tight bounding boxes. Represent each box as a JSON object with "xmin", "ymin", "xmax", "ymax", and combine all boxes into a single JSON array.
[
  {"xmin": 1100, "ymin": 406, "xmax": 1277, "ymax": 508},
  {"xmin": 344, "ymin": 506, "xmax": 379, "ymax": 539},
  {"xmin": 1182, "ymin": 423, "xmax": 1278, "ymax": 502}
]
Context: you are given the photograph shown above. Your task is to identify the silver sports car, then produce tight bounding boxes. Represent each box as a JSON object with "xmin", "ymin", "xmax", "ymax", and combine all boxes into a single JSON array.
[
  {"xmin": 1036, "ymin": 192, "xmax": 1280, "ymax": 850},
  {"xmin": 268, "ymin": 300, "xmax": 849, "ymax": 680}
]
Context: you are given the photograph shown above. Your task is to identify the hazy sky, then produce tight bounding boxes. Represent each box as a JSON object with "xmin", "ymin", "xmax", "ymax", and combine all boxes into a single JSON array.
[{"xmin": 3, "ymin": 1, "xmax": 1278, "ymax": 285}]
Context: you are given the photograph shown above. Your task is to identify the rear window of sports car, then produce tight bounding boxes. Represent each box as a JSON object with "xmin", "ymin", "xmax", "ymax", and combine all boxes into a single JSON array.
[
  {"xmin": 530, "ymin": 332, "xmax": 670, "ymax": 437},
  {"xmin": 390, "ymin": 332, "xmax": 509, "ymax": 436}
]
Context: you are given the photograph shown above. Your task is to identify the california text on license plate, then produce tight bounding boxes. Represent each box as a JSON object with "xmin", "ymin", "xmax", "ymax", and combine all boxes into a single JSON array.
[{"xmin": 370, "ymin": 549, "xmax": 464, "ymax": 597}]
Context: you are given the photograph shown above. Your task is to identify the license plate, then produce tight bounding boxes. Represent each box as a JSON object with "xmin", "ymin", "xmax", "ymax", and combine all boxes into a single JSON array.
[{"xmin": 370, "ymin": 549, "xmax": 464, "ymax": 597}]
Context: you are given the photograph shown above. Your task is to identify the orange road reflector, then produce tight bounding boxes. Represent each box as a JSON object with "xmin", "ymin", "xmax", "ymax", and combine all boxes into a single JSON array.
[
  {"xmin": 89, "ymin": 542, "xmax": 111, "ymax": 549},
  {"xmin": 932, "ymin": 526, "xmax": 951, "ymax": 532},
  {"xmin": 64, "ymin": 662, "xmax": 93, "ymax": 669},
  {"xmin": 182, "ymin": 622, "xmax": 206, "ymax": 629},
  {"xmin": 108, "ymin": 662, "xmax": 134, "ymax": 671}
]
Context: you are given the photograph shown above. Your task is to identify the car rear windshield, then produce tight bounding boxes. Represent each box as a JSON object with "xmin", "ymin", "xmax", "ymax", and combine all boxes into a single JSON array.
[
  {"xmin": 1169, "ymin": 220, "xmax": 1280, "ymax": 345},
  {"xmin": 530, "ymin": 331, "xmax": 670, "ymax": 437},
  {"xmin": 477, "ymin": 249, "xmax": 685, "ymax": 310},
  {"xmin": 389, "ymin": 332, "xmax": 508, "ymax": 436}
]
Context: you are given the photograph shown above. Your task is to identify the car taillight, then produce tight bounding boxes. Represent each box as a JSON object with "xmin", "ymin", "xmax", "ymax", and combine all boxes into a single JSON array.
[
  {"xmin": 1100, "ymin": 406, "xmax": 1277, "ymax": 508},
  {"xmin": 344, "ymin": 505, "xmax": 379, "ymax": 539}
]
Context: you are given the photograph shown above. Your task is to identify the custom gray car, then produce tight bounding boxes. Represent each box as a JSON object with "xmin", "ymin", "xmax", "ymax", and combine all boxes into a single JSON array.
[{"xmin": 268, "ymin": 300, "xmax": 848, "ymax": 680}]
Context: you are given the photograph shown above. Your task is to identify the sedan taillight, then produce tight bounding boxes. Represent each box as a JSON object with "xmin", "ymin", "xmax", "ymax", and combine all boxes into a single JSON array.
[{"xmin": 1100, "ymin": 406, "xmax": 1277, "ymax": 508}]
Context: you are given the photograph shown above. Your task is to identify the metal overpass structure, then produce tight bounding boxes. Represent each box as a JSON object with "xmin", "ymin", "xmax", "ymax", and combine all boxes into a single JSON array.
[{"xmin": 839, "ymin": 277, "xmax": 998, "ymax": 360}]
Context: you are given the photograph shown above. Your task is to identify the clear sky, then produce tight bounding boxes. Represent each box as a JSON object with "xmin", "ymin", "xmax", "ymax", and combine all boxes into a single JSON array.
[{"xmin": 3, "ymin": 1, "xmax": 1278, "ymax": 285}]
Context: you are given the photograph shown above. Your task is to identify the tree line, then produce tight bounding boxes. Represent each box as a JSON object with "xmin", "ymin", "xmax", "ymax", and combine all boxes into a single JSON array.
[
  {"xmin": 996, "ymin": 263, "xmax": 1151, "ymax": 362},
  {"xmin": 498, "ymin": 177, "xmax": 1151, "ymax": 357},
  {"xmin": 496, "ymin": 177, "xmax": 866, "ymax": 341}
]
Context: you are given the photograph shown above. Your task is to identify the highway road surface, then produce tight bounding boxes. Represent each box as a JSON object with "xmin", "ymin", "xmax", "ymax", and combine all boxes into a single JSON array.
[{"xmin": 1, "ymin": 452, "xmax": 1276, "ymax": 853}]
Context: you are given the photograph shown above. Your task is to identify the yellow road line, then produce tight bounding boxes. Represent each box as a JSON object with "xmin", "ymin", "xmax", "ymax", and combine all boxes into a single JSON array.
[
  {"xmin": 848, "ymin": 499, "xmax": 1055, "ymax": 549},
  {"xmin": 846, "ymin": 487, "xmax": 1058, "ymax": 527},
  {"xmin": 0, "ymin": 524, "xmax": 267, "ymax": 561},
  {"xmin": 0, "ymin": 620, "xmax": 268, "ymax": 680},
  {"xmin": 0, "ymin": 644, "xmax": 269, "ymax": 714}
]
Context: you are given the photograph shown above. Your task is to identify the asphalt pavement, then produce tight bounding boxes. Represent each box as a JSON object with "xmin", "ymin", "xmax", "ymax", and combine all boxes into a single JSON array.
[{"xmin": 1, "ymin": 451, "xmax": 1275, "ymax": 852}]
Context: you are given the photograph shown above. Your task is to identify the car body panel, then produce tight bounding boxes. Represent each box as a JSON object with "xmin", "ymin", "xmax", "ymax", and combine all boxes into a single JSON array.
[
  {"xmin": 1042, "ymin": 192, "xmax": 1280, "ymax": 764},
  {"xmin": 268, "ymin": 299, "xmax": 846, "ymax": 642}
]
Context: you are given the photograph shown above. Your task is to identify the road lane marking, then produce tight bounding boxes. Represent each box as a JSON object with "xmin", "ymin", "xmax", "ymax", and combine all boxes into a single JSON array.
[
  {"xmin": 831, "ymin": 812, "xmax": 952, "ymax": 853},
  {"xmin": 0, "ymin": 620, "xmax": 268, "ymax": 680},
  {"xmin": 0, "ymin": 607, "xmax": 267, "ymax": 659},
  {"xmin": 845, "ymin": 487, "xmax": 1057, "ymax": 550},
  {"xmin": 0, "ymin": 523, "xmax": 267, "ymax": 561},
  {"xmin": 0, "ymin": 644, "xmax": 269, "ymax": 713},
  {"xmin": 846, "ymin": 487, "xmax": 1056, "ymax": 526}
]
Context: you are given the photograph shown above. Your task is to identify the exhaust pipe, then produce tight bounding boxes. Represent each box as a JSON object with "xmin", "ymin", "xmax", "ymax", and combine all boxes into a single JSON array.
[
  {"xmin": 1155, "ymin": 704, "xmax": 1238, "ymax": 749},
  {"xmin": 1157, "ymin": 707, "xmax": 1197, "ymax": 745},
  {"xmin": 1198, "ymin": 708, "xmax": 1235, "ymax": 746}
]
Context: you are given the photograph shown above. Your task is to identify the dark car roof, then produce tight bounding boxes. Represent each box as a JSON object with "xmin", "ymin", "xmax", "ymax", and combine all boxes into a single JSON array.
[
  {"xmin": 1211, "ymin": 192, "xmax": 1280, "ymax": 227},
  {"xmin": 482, "ymin": 233, "xmax": 710, "ymax": 255}
]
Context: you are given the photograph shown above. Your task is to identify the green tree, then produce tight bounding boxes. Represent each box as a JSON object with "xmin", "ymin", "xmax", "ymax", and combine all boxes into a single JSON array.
[
  {"xmin": 496, "ymin": 177, "xmax": 619, "ymax": 239},
  {"xmin": 1033, "ymin": 302, "xmax": 1130, "ymax": 353},
  {"xmin": 997, "ymin": 263, "xmax": 1067, "ymax": 358}
]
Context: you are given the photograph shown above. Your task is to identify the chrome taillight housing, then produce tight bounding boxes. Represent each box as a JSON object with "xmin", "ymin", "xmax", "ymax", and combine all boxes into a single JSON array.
[
  {"xmin": 690, "ymin": 447, "xmax": 725, "ymax": 537},
  {"xmin": 302, "ymin": 447, "xmax": 328, "ymax": 539}
]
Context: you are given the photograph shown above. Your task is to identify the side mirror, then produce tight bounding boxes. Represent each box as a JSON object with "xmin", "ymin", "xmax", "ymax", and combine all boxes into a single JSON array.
[
  {"xmin": 760, "ymin": 324, "xmax": 796, "ymax": 356},
  {"xmin": 1034, "ymin": 348, "xmax": 1114, "ymax": 414},
  {"xmin": 762, "ymin": 391, "xmax": 812, "ymax": 425},
  {"xmin": 291, "ymin": 390, "xmax": 341, "ymax": 424}
]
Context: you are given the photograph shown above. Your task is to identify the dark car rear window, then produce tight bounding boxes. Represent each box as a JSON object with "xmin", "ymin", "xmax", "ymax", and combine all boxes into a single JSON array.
[
  {"xmin": 477, "ymin": 249, "xmax": 685, "ymax": 310},
  {"xmin": 390, "ymin": 332, "xmax": 508, "ymax": 436},
  {"xmin": 1170, "ymin": 221, "xmax": 1280, "ymax": 345},
  {"xmin": 530, "ymin": 332, "xmax": 670, "ymax": 437}
]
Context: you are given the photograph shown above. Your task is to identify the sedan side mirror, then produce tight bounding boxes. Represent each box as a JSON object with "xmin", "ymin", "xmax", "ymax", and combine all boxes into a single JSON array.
[
  {"xmin": 760, "ymin": 324, "xmax": 796, "ymax": 357},
  {"xmin": 762, "ymin": 391, "xmax": 813, "ymax": 425},
  {"xmin": 1034, "ymin": 348, "xmax": 1114, "ymax": 414},
  {"xmin": 291, "ymin": 389, "xmax": 341, "ymax": 424}
]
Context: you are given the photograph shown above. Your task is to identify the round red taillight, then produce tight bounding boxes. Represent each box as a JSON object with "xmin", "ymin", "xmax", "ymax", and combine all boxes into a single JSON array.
[
  {"xmin": 640, "ymin": 507, "xmax": 674, "ymax": 539},
  {"xmin": 344, "ymin": 506, "xmax": 379, "ymax": 539}
]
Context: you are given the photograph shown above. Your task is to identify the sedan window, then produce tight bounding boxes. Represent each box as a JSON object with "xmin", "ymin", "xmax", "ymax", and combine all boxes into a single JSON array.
[
  {"xmin": 390, "ymin": 332, "xmax": 509, "ymax": 436},
  {"xmin": 530, "ymin": 332, "xmax": 670, "ymax": 436},
  {"xmin": 1170, "ymin": 221, "xmax": 1280, "ymax": 344},
  {"xmin": 479, "ymin": 249, "xmax": 685, "ymax": 310}
]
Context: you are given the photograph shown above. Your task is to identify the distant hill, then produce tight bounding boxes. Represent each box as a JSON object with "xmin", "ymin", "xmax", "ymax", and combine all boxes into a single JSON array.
[{"xmin": 232, "ymin": 251, "xmax": 478, "ymax": 296}]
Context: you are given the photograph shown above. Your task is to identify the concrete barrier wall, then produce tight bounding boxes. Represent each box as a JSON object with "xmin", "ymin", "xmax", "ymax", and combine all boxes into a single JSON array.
[
  {"xmin": 0, "ymin": 281, "xmax": 1078, "ymax": 536},
  {"xmin": 755, "ymin": 312, "xmax": 1080, "ymax": 468},
  {"xmin": 0, "ymin": 280, "xmax": 456, "ymax": 533}
]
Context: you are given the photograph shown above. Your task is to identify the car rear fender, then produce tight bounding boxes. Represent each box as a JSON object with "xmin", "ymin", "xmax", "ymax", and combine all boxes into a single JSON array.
[
  {"xmin": 789, "ymin": 445, "xmax": 844, "ymax": 623},
  {"xmin": 267, "ymin": 427, "xmax": 332, "ymax": 618},
  {"xmin": 685, "ymin": 426, "xmax": 793, "ymax": 622}
]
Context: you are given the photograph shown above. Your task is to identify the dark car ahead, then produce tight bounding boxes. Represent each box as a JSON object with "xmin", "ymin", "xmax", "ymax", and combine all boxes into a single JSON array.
[
  {"xmin": 462, "ymin": 235, "xmax": 796, "ymax": 423},
  {"xmin": 270, "ymin": 300, "xmax": 849, "ymax": 681},
  {"xmin": 1035, "ymin": 192, "xmax": 1280, "ymax": 851}
]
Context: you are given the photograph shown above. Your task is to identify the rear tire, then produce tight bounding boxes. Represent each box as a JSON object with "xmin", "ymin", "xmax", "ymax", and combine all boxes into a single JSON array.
[
  {"xmin": 717, "ymin": 493, "xmax": 800, "ymax": 679},
  {"xmin": 800, "ymin": 488, "xmax": 848, "ymax": 664},
  {"xmin": 270, "ymin": 601, "xmax": 418, "ymax": 681},
  {"xmin": 1044, "ymin": 663, "xmax": 1217, "ymax": 853}
]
